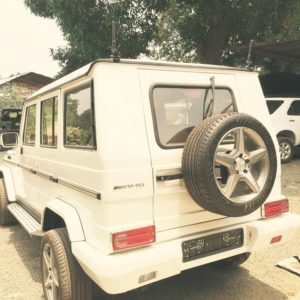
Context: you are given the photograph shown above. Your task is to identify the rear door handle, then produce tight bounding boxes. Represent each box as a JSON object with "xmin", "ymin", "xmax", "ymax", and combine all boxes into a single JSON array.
[{"xmin": 289, "ymin": 120, "xmax": 295, "ymax": 122}]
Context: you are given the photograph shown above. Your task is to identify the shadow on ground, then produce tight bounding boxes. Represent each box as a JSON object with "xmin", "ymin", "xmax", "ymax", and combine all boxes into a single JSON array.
[{"xmin": 8, "ymin": 224, "xmax": 41, "ymax": 283}]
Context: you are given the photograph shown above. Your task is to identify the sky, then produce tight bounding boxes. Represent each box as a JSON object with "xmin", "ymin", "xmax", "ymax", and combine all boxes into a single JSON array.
[{"xmin": 0, "ymin": 0, "xmax": 67, "ymax": 79}]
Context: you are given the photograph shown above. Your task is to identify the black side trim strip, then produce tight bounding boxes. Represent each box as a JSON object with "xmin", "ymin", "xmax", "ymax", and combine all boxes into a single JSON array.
[
  {"xmin": 36, "ymin": 170, "xmax": 51, "ymax": 180},
  {"xmin": 58, "ymin": 178, "xmax": 101, "ymax": 200},
  {"xmin": 30, "ymin": 168, "xmax": 36, "ymax": 174},
  {"xmin": 156, "ymin": 174, "xmax": 183, "ymax": 182},
  {"xmin": 50, "ymin": 176, "xmax": 59, "ymax": 183},
  {"xmin": 5, "ymin": 159, "xmax": 101, "ymax": 200}
]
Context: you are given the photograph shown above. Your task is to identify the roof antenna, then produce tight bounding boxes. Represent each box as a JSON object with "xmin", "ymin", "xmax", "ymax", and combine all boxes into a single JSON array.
[
  {"xmin": 246, "ymin": 39, "xmax": 254, "ymax": 69},
  {"xmin": 111, "ymin": 21, "xmax": 120, "ymax": 63}
]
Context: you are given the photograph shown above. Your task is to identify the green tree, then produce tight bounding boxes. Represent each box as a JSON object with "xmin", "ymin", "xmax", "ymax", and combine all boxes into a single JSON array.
[
  {"xmin": 152, "ymin": 0, "xmax": 300, "ymax": 65},
  {"xmin": 25, "ymin": 0, "xmax": 300, "ymax": 72},
  {"xmin": 25, "ymin": 0, "xmax": 167, "ymax": 77}
]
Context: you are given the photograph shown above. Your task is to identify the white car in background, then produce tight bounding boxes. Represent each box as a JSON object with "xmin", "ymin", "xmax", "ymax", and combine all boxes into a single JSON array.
[{"xmin": 266, "ymin": 97, "xmax": 300, "ymax": 163}]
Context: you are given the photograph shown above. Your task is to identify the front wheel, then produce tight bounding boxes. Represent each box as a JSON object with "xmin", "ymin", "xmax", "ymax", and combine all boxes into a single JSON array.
[
  {"xmin": 278, "ymin": 136, "xmax": 294, "ymax": 164},
  {"xmin": 0, "ymin": 179, "xmax": 16, "ymax": 226},
  {"xmin": 41, "ymin": 228, "xmax": 93, "ymax": 300}
]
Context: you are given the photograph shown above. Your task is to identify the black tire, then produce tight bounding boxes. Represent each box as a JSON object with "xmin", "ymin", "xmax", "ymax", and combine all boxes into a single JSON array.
[
  {"xmin": 0, "ymin": 179, "xmax": 16, "ymax": 226},
  {"xmin": 41, "ymin": 228, "xmax": 94, "ymax": 300},
  {"xmin": 278, "ymin": 136, "xmax": 294, "ymax": 164},
  {"xmin": 182, "ymin": 113, "xmax": 277, "ymax": 217},
  {"xmin": 216, "ymin": 253, "xmax": 251, "ymax": 268}
]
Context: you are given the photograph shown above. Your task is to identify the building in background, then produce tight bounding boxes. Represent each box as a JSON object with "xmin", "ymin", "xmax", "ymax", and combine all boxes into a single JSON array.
[
  {"xmin": 234, "ymin": 39, "xmax": 300, "ymax": 97},
  {"xmin": 0, "ymin": 72, "xmax": 53, "ymax": 109}
]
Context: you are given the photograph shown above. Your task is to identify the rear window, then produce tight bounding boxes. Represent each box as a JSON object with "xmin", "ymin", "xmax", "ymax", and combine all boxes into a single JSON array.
[
  {"xmin": 266, "ymin": 100, "xmax": 284, "ymax": 114},
  {"xmin": 152, "ymin": 86, "xmax": 235, "ymax": 148}
]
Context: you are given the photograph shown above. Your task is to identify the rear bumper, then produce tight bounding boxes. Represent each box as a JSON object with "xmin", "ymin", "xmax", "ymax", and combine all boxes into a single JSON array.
[{"xmin": 72, "ymin": 212, "xmax": 300, "ymax": 294}]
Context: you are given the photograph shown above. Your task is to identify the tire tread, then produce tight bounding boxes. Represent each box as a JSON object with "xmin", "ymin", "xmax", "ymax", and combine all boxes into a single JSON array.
[
  {"xmin": 0, "ymin": 179, "xmax": 16, "ymax": 226},
  {"xmin": 41, "ymin": 228, "xmax": 93, "ymax": 300}
]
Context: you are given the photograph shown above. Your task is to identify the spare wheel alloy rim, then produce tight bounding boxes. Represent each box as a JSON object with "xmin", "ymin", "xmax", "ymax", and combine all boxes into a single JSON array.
[{"xmin": 213, "ymin": 126, "xmax": 269, "ymax": 203}]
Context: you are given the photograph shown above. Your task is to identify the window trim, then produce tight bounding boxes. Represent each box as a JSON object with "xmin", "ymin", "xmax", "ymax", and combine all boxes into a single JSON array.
[
  {"xmin": 266, "ymin": 100, "xmax": 284, "ymax": 114},
  {"xmin": 150, "ymin": 84, "xmax": 237, "ymax": 150},
  {"xmin": 23, "ymin": 104, "xmax": 37, "ymax": 146},
  {"xmin": 63, "ymin": 81, "xmax": 97, "ymax": 150},
  {"xmin": 287, "ymin": 100, "xmax": 300, "ymax": 116},
  {"xmin": 40, "ymin": 96, "xmax": 58, "ymax": 148}
]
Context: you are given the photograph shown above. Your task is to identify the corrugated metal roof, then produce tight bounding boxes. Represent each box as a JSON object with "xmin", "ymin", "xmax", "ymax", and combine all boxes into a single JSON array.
[
  {"xmin": 0, "ymin": 72, "xmax": 53, "ymax": 88},
  {"xmin": 252, "ymin": 39, "xmax": 300, "ymax": 59},
  {"xmin": 235, "ymin": 39, "xmax": 300, "ymax": 59}
]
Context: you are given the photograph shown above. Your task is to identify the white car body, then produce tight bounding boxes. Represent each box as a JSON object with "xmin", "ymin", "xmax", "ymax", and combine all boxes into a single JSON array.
[
  {"xmin": 266, "ymin": 97, "xmax": 300, "ymax": 162},
  {"xmin": 1, "ymin": 60, "xmax": 300, "ymax": 295},
  {"xmin": 266, "ymin": 97, "xmax": 300, "ymax": 146}
]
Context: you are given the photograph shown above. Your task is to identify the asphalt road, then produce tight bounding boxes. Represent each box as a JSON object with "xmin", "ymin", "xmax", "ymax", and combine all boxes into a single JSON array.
[{"xmin": 0, "ymin": 152, "xmax": 300, "ymax": 300}]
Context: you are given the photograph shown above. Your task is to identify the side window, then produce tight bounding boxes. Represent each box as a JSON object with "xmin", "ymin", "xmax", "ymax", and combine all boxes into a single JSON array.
[
  {"xmin": 152, "ymin": 86, "xmax": 235, "ymax": 148},
  {"xmin": 41, "ymin": 97, "xmax": 58, "ymax": 147},
  {"xmin": 23, "ymin": 104, "xmax": 36, "ymax": 145},
  {"xmin": 64, "ymin": 84, "xmax": 95, "ymax": 148},
  {"xmin": 287, "ymin": 100, "xmax": 300, "ymax": 116},
  {"xmin": 266, "ymin": 100, "xmax": 284, "ymax": 114}
]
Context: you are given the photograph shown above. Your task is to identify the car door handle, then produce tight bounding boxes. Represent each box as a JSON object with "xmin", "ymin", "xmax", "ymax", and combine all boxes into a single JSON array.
[{"xmin": 289, "ymin": 120, "xmax": 295, "ymax": 122}]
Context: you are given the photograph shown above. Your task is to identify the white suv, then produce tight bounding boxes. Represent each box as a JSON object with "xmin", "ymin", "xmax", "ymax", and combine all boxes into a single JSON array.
[
  {"xmin": 0, "ymin": 60, "xmax": 299, "ymax": 300},
  {"xmin": 266, "ymin": 97, "xmax": 300, "ymax": 163}
]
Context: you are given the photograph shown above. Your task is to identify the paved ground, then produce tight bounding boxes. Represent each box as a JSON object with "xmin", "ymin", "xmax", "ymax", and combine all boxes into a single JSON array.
[{"xmin": 0, "ymin": 152, "xmax": 300, "ymax": 300}]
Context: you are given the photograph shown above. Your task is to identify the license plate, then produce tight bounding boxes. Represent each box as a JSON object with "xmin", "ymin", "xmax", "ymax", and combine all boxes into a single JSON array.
[{"xmin": 182, "ymin": 228, "xmax": 243, "ymax": 262}]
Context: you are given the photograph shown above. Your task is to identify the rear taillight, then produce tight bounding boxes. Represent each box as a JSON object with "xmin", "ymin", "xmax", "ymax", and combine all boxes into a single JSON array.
[
  {"xmin": 264, "ymin": 199, "xmax": 289, "ymax": 218},
  {"xmin": 112, "ymin": 225, "xmax": 156, "ymax": 251},
  {"xmin": 270, "ymin": 235, "xmax": 282, "ymax": 244}
]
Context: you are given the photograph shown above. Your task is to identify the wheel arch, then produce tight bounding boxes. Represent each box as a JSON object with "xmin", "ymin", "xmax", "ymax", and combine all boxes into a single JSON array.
[
  {"xmin": 0, "ymin": 166, "xmax": 16, "ymax": 201},
  {"xmin": 277, "ymin": 130, "xmax": 296, "ymax": 145},
  {"xmin": 42, "ymin": 199, "xmax": 85, "ymax": 242}
]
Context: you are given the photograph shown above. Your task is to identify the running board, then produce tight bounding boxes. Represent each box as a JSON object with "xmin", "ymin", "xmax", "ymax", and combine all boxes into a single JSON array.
[{"xmin": 8, "ymin": 203, "xmax": 43, "ymax": 236}]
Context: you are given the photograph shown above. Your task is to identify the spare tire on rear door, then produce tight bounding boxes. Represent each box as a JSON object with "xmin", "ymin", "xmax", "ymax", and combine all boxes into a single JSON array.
[{"xmin": 182, "ymin": 113, "xmax": 277, "ymax": 217}]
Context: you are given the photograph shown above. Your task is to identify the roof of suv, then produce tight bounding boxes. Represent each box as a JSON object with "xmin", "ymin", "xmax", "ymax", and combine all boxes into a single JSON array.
[{"xmin": 27, "ymin": 58, "xmax": 252, "ymax": 102}]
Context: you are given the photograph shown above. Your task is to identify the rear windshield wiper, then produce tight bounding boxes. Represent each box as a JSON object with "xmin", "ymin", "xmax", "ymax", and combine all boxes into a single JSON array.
[{"xmin": 203, "ymin": 76, "xmax": 216, "ymax": 119}]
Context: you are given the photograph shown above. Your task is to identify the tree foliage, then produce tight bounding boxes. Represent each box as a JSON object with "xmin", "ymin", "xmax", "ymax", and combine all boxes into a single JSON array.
[
  {"xmin": 25, "ymin": 0, "xmax": 300, "ymax": 75},
  {"xmin": 25, "ymin": 0, "xmax": 167, "ymax": 76},
  {"xmin": 152, "ymin": 0, "xmax": 300, "ymax": 65}
]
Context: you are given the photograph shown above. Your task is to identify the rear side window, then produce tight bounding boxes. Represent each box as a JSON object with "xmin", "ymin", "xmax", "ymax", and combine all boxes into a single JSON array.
[
  {"xmin": 266, "ymin": 100, "xmax": 284, "ymax": 114},
  {"xmin": 287, "ymin": 100, "xmax": 300, "ymax": 116},
  {"xmin": 64, "ymin": 84, "xmax": 96, "ymax": 148},
  {"xmin": 41, "ymin": 97, "xmax": 58, "ymax": 147},
  {"xmin": 23, "ymin": 105, "xmax": 36, "ymax": 145},
  {"xmin": 152, "ymin": 86, "xmax": 234, "ymax": 148}
]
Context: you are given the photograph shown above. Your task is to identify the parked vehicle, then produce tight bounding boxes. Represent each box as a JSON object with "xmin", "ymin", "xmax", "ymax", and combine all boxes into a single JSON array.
[
  {"xmin": 266, "ymin": 97, "xmax": 300, "ymax": 163},
  {"xmin": 0, "ymin": 59, "xmax": 299, "ymax": 300},
  {"xmin": 0, "ymin": 108, "xmax": 22, "ymax": 133}
]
